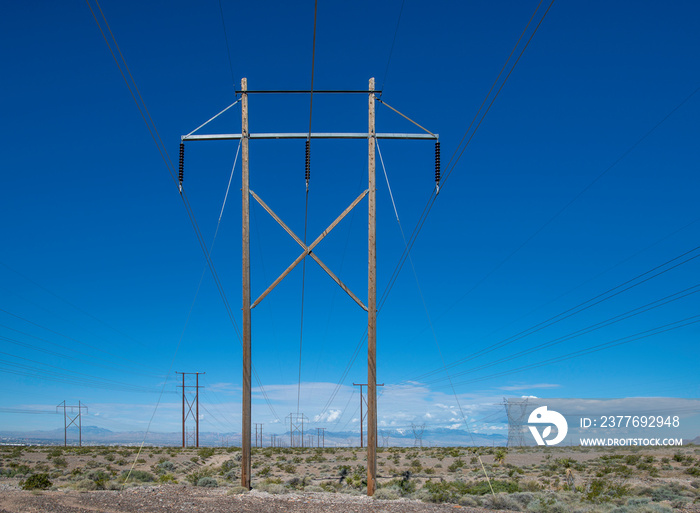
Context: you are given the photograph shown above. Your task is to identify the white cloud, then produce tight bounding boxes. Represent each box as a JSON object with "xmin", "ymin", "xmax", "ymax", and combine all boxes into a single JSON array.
[{"xmin": 314, "ymin": 409, "xmax": 341, "ymax": 423}]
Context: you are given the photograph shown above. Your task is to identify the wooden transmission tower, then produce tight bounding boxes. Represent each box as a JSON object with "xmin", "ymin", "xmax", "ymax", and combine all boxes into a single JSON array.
[{"xmin": 180, "ymin": 78, "xmax": 437, "ymax": 495}]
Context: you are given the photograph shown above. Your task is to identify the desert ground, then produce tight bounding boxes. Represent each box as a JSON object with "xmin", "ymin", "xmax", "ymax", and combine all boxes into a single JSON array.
[{"xmin": 1, "ymin": 444, "xmax": 699, "ymax": 512}]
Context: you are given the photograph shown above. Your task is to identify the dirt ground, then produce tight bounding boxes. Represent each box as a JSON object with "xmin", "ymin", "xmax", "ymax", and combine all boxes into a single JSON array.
[
  {"xmin": 1, "ymin": 445, "xmax": 700, "ymax": 512},
  {"xmin": 0, "ymin": 486, "xmax": 496, "ymax": 513}
]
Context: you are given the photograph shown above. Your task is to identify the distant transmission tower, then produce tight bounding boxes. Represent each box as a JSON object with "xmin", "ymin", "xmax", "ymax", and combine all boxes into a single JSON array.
[
  {"xmin": 286, "ymin": 413, "xmax": 308, "ymax": 447},
  {"xmin": 176, "ymin": 372, "xmax": 205, "ymax": 447},
  {"xmin": 411, "ymin": 422, "xmax": 425, "ymax": 447},
  {"xmin": 57, "ymin": 401, "xmax": 87, "ymax": 447},
  {"xmin": 254, "ymin": 423, "xmax": 264, "ymax": 448},
  {"xmin": 353, "ymin": 382, "xmax": 384, "ymax": 447},
  {"xmin": 504, "ymin": 398, "xmax": 529, "ymax": 447}
]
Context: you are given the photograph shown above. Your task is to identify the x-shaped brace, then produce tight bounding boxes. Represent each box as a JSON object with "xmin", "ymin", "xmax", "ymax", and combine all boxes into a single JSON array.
[{"xmin": 250, "ymin": 189, "xmax": 369, "ymax": 311}]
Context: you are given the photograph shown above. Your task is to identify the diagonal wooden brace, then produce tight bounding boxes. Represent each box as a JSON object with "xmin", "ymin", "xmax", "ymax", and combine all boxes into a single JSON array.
[{"xmin": 251, "ymin": 189, "xmax": 369, "ymax": 310}]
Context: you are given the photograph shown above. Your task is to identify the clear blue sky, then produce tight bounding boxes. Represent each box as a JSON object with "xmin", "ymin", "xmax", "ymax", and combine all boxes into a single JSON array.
[{"xmin": 1, "ymin": 0, "xmax": 698, "ymax": 438}]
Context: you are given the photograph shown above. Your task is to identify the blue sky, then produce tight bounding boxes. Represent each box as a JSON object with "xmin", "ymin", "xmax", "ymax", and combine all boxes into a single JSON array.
[{"xmin": 1, "ymin": 0, "xmax": 699, "ymax": 438}]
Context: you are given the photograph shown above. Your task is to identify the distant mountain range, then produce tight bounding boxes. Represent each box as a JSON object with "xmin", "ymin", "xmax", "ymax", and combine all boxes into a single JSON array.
[
  {"xmin": 2, "ymin": 427, "xmax": 697, "ymax": 448},
  {"xmin": 0, "ymin": 425, "xmax": 507, "ymax": 447}
]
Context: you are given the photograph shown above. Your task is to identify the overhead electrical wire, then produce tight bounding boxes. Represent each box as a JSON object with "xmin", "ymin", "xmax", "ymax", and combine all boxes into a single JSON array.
[
  {"xmin": 0, "ymin": 260, "xmax": 149, "ymax": 351},
  {"xmin": 0, "ymin": 323, "xmax": 162, "ymax": 379},
  {"xmin": 405, "ymin": 244, "xmax": 700, "ymax": 384},
  {"xmin": 428, "ymin": 84, "xmax": 700, "ymax": 327},
  {"xmin": 217, "ymin": 0, "xmax": 237, "ymax": 93},
  {"xmin": 0, "ymin": 333, "xmax": 163, "ymax": 380},
  {"xmin": 418, "ymin": 283, "xmax": 700, "ymax": 387},
  {"xmin": 314, "ymin": 0, "xmax": 554, "ymax": 423},
  {"xmin": 297, "ymin": 0, "xmax": 319, "ymax": 416},
  {"xmin": 85, "ymin": 0, "xmax": 281, "ymax": 423},
  {"xmin": 380, "ymin": 0, "xmax": 406, "ymax": 95},
  {"xmin": 377, "ymin": 139, "xmax": 494, "ymax": 495},
  {"xmin": 439, "ymin": 314, "xmax": 700, "ymax": 389},
  {"xmin": 0, "ymin": 355, "xmax": 168, "ymax": 394},
  {"xmin": 0, "ymin": 307, "xmax": 156, "ymax": 373}
]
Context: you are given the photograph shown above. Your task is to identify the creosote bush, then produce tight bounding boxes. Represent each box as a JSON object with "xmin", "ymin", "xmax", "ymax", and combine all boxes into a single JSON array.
[{"xmin": 20, "ymin": 473, "xmax": 52, "ymax": 490}]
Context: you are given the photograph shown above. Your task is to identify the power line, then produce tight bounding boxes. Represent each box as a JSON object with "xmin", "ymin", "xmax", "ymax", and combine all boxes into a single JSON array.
[
  {"xmin": 420, "ymin": 283, "xmax": 700, "ymax": 386},
  {"xmin": 86, "ymin": 0, "xmax": 282, "ymax": 423},
  {"xmin": 380, "ymin": 0, "xmax": 406, "ymax": 95},
  {"xmin": 0, "ymin": 260, "xmax": 149, "ymax": 352},
  {"xmin": 298, "ymin": 0, "xmax": 319, "ymax": 416},
  {"xmin": 440, "ymin": 314, "xmax": 700, "ymax": 389},
  {"xmin": 313, "ymin": 2, "xmax": 555, "ymax": 423},
  {"xmin": 377, "ymin": 139, "xmax": 494, "ymax": 494},
  {"xmin": 406, "ymin": 244, "xmax": 700, "ymax": 384},
  {"xmin": 0, "ymin": 357, "xmax": 168, "ymax": 394},
  {"xmin": 0, "ymin": 333, "xmax": 163, "ymax": 380},
  {"xmin": 217, "ymin": 0, "xmax": 237, "ymax": 93},
  {"xmin": 0, "ymin": 307, "xmax": 156, "ymax": 373}
]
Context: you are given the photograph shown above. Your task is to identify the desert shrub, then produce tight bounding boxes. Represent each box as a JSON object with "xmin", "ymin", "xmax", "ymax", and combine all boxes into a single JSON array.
[
  {"xmin": 686, "ymin": 466, "xmax": 700, "ymax": 477},
  {"xmin": 228, "ymin": 485, "xmax": 249, "ymax": 495},
  {"xmin": 286, "ymin": 476, "xmax": 311, "ymax": 490},
  {"xmin": 650, "ymin": 483, "xmax": 690, "ymax": 502},
  {"xmin": 510, "ymin": 492, "xmax": 536, "ymax": 507},
  {"xmin": 76, "ymin": 479, "xmax": 97, "ymax": 491},
  {"xmin": 20, "ymin": 473, "xmax": 52, "ymax": 490},
  {"xmin": 221, "ymin": 459, "xmax": 237, "ymax": 473},
  {"xmin": 197, "ymin": 476, "xmax": 218, "ymax": 487},
  {"xmin": 281, "ymin": 463, "xmax": 296, "ymax": 474},
  {"xmin": 526, "ymin": 494, "xmax": 568, "ymax": 513},
  {"xmin": 1, "ymin": 464, "xmax": 32, "ymax": 477},
  {"xmin": 158, "ymin": 473, "xmax": 178, "ymax": 484},
  {"xmin": 481, "ymin": 493, "xmax": 521, "ymax": 511},
  {"xmin": 374, "ymin": 488, "xmax": 400, "ymax": 500},
  {"xmin": 52, "ymin": 457, "xmax": 68, "ymax": 468},
  {"xmin": 321, "ymin": 480, "xmax": 342, "ymax": 492},
  {"xmin": 47, "ymin": 448, "xmax": 63, "ymax": 458},
  {"xmin": 86, "ymin": 470, "xmax": 110, "ymax": 489},
  {"xmin": 422, "ymin": 479, "xmax": 519, "ymax": 503},
  {"xmin": 306, "ymin": 452, "xmax": 327, "ymax": 463},
  {"xmin": 122, "ymin": 470, "xmax": 155, "ymax": 483},
  {"xmin": 586, "ymin": 478, "xmax": 630, "ymax": 502},
  {"xmin": 610, "ymin": 499, "xmax": 674, "ymax": 513},
  {"xmin": 198, "ymin": 447, "xmax": 216, "ymax": 460},
  {"xmin": 448, "ymin": 458, "xmax": 465, "ymax": 472},
  {"xmin": 258, "ymin": 465, "xmax": 272, "ymax": 477},
  {"xmin": 672, "ymin": 452, "xmax": 684, "ymax": 462},
  {"xmin": 625, "ymin": 455, "xmax": 642, "ymax": 466},
  {"xmin": 185, "ymin": 468, "xmax": 213, "ymax": 485},
  {"xmin": 256, "ymin": 481, "xmax": 286, "ymax": 494},
  {"xmin": 157, "ymin": 461, "xmax": 176, "ymax": 473}
]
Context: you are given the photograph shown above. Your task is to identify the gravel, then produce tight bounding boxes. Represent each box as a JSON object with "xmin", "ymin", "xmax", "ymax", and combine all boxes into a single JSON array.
[{"xmin": 0, "ymin": 486, "xmax": 499, "ymax": 513}]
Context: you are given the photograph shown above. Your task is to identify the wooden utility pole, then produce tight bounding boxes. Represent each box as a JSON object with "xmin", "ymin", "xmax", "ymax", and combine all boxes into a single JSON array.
[
  {"xmin": 241, "ymin": 77, "xmax": 252, "ymax": 490},
  {"xmin": 367, "ymin": 77, "xmax": 378, "ymax": 496},
  {"xmin": 181, "ymin": 372, "xmax": 185, "ymax": 447}
]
